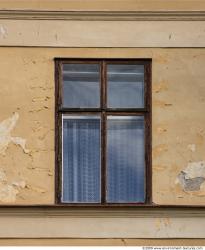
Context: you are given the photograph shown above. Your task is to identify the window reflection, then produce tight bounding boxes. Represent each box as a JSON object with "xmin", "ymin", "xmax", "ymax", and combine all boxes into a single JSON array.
[
  {"xmin": 107, "ymin": 64, "xmax": 144, "ymax": 108},
  {"xmin": 62, "ymin": 64, "xmax": 100, "ymax": 108}
]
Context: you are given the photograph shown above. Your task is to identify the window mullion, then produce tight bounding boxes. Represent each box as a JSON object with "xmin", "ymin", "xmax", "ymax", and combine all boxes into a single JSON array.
[
  {"xmin": 101, "ymin": 60, "xmax": 107, "ymax": 109},
  {"xmin": 101, "ymin": 60, "xmax": 107, "ymax": 204},
  {"xmin": 101, "ymin": 111, "xmax": 106, "ymax": 204}
]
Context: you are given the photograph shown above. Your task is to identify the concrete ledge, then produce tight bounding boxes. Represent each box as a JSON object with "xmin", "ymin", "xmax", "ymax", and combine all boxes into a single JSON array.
[
  {"xmin": 0, "ymin": 207, "xmax": 204, "ymax": 238},
  {"xmin": 0, "ymin": 10, "xmax": 205, "ymax": 21}
]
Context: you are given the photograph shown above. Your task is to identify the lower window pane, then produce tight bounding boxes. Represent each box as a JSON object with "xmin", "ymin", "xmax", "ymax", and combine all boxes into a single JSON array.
[
  {"xmin": 107, "ymin": 116, "xmax": 145, "ymax": 203},
  {"xmin": 62, "ymin": 115, "xmax": 101, "ymax": 203}
]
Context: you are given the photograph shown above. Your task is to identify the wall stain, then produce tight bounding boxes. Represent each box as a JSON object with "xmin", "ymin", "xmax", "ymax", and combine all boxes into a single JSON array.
[
  {"xmin": 153, "ymin": 81, "xmax": 168, "ymax": 93},
  {"xmin": 153, "ymin": 144, "xmax": 168, "ymax": 158},
  {"xmin": 156, "ymin": 126, "xmax": 167, "ymax": 134},
  {"xmin": 154, "ymin": 54, "xmax": 168, "ymax": 64},
  {"xmin": 153, "ymin": 99, "xmax": 173, "ymax": 108},
  {"xmin": 196, "ymin": 131, "xmax": 204, "ymax": 145},
  {"xmin": 153, "ymin": 165, "xmax": 168, "ymax": 171},
  {"xmin": 155, "ymin": 218, "xmax": 172, "ymax": 237}
]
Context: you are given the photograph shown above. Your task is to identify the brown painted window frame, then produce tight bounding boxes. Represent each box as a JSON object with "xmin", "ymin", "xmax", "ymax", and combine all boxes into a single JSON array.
[{"xmin": 55, "ymin": 58, "xmax": 152, "ymax": 206}]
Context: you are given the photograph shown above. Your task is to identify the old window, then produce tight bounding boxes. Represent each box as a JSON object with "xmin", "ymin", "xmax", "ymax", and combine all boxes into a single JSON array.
[{"xmin": 55, "ymin": 59, "xmax": 151, "ymax": 205}]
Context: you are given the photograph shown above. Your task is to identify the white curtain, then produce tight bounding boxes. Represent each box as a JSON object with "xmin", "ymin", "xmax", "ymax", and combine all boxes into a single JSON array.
[
  {"xmin": 107, "ymin": 116, "xmax": 145, "ymax": 203},
  {"xmin": 62, "ymin": 116, "xmax": 101, "ymax": 203}
]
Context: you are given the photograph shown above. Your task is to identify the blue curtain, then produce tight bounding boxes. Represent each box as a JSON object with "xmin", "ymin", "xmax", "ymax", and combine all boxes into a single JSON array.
[
  {"xmin": 62, "ymin": 116, "xmax": 101, "ymax": 203},
  {"xmin": 107, "ymin": 116, "xmax": 145, "ymax": 203}
]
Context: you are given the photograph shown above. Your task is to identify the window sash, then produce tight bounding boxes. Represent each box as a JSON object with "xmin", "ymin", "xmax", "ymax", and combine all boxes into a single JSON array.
[
  {"xmin": 56, "ymin": 59, "xmax": 151, "ymax": 206},
  {"xmin": 61, "ymin": 115, "xmax": 101, "ymax": 203},
  {"xmin": 106, "ymin": 115, "xmax": 145, "ymax": 203}
]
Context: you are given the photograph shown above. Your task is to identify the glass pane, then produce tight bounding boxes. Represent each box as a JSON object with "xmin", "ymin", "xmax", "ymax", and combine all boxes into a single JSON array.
[
  {"xmin": 62, "ymin": 115, "xmax": 101, "ymax": 203},
  {"xmin": 107, "ymin": 116, "xmax": 145, "ymax": 203},
  {"xmin": 107, "ymin": 64, "xmax": 144, "ymax": 108},
  {"xmin": 62, "ymin": 63, "xmax": 100, "ymax": 108}
]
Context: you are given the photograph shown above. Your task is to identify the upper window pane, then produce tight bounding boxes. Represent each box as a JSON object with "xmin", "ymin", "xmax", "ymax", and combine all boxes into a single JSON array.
[
  {"xmin": 62, "ymin": 63, "xmax": 100, "ymax": 108},
  {"xmin": 107, "ymin": 64, "xmax": 144, "ymax": 108}
]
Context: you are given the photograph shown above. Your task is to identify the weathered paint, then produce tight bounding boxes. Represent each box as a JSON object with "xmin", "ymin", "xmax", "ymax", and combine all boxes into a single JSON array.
[
  {"xmin": 0, "ymin": 48, "xmax": 205, "ymax": 206},
  {"xmin": 0, "ymin": 112, "xmax": 29, "ymax": 155},
  {"xmin": 0, "ymin": 0, "xmax": 204, "ymax": 242},
  {"xmin": 0, "ymin": 26, "xmax": 7, "ymax": 39},
  {"xmin": 176, "ymin": 161, "xmax": 205, "ymax": 195}
]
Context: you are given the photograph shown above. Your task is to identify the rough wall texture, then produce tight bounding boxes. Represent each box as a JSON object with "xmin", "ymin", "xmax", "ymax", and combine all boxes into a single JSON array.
[
  {"xmin": 0, "ymin": 47, "xmax": 205, "ymax": 205},
  {"xmin": 0, "ymin": 48, "xmax": 55, "ymax": 204}
]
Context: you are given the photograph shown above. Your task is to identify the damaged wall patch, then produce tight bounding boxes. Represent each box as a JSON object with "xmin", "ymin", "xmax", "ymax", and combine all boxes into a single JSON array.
[
  {"xmin": 0, "ymin": 168, "xmax": 26, "ymax": 203},
  {"xmin": 0, "ymin": 112, "xmax": 29, "ymax": 155},
  {"xmin": 176, "ymin": 161, "xmax": 205, "ymax": 192}
]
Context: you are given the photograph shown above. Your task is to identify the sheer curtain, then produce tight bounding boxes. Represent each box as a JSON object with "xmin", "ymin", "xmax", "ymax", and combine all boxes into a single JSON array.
[
  {"xmin": 107, "ymin": 116, "xmax": 145, "ymax": 203},
  {"xmin": 62, "ymin": 115, "xmax": 101, "ymax": 203}
]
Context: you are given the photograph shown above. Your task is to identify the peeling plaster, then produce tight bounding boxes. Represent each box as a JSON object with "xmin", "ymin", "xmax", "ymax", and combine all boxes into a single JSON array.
[
  {"xmin": 0, "ymin": 112, "xmax": 29, "ymax": 155},
  {"xmin": 0, "ymin": 25, "xmax": 7, "ymax": 39},
  {"xmin": 0, "ymin": 169, "xmax": 6, "ymax": 182},
  {"xmin": 0, "ymin": 169, "xmax": 26, "ymax": 203},
  {"xmin": 0, "ymin": 113, "xmax": 30, "ymax": 202},
  {"xmin": 177, "ymin": 172, "xmax": 204, "ymax": 191},
  {"xmin": 26, "ymin": 184, "xmax": 46, "ymax": 193},
  {"xmin": 187, "ymin": 144, "xmax": 196, "ymax": 152},
  {"xmin": 176, "ymin": 161, "xmax": 205, "ymax": 192},
  {"xmin": 0, "ymin": 185, "xmax": 19, "ymax": 203},
  {"xmin": 32, "ymin": 96, "xmax": 50, "ymax": 102},
  {"xmin": 11, "ymin": 137, "xmax": 29, "ymax": 154},
  {"xmin": 11, "ymin": 180, "xmax": 26, "ymax": 189},
  {"xmin": 155, "ymin": 218, "xmax": 172, "ymax": 237}
]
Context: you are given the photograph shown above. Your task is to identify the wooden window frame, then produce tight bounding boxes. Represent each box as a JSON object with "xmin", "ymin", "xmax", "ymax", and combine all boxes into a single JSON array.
[{"xmin": 55, "ymin": 58, "xmax": 152, "ymax": 206}]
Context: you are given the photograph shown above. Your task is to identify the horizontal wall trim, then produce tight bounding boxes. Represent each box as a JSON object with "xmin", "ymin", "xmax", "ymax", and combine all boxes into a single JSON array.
[
  {"xmin": 0, "ymin": 10, "xmax": 205, "ymax": 21},
  {"xmin": 0, "ymin": 20, "xmax": 204, "ymax": 47},
  {"xmin": 0, "ymin": 215, "xmax": 205, "ymax": 238},
  {"xmin": 0, "ymin": 207, "xmax": 205, "ymax": 218},
  {"xmin": 2, "ymin": 239, "xmax": 205, "ymax": 246}
]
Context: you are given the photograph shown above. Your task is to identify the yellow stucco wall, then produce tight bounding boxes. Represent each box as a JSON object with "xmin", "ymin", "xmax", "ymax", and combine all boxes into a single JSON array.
[
  {"xmin": 0, "ymin": 47, "xmax": 205, "ymax": 205},
  {"xmin": 0, "ymin": 0, "xmax": 205, "ymax": 11},
  {"xmin": 0, "ymin": 0, "xmax": 205, "ymax": 243}
]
